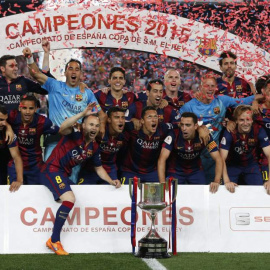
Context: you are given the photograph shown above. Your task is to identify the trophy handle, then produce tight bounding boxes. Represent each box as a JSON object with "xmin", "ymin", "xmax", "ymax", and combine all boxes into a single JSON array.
[{"xmin": 166, "ymin": 178, "xmax": 178, "ymax": 205}]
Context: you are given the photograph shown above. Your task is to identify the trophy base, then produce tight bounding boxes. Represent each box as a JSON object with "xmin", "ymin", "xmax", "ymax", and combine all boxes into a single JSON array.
[{"xmin": 135, "ymin": 238, "xmax": 171, "ymax": 259}]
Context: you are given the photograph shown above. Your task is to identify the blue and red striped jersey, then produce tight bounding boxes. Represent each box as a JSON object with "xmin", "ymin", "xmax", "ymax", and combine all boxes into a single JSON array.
[
  {"xmin": 8, "ymin": 110, "xmax": 59, "ymax": 171},
  {"xmin": 121, "ymin": 122, "xmax": 173, "ymax": 174},
  {"xmin": 126, "ymin": 100, "xmax": 178, "ymax": 124},
  {"xmin": 0, "ymin": 128, "xmax": 18, "ymax": 149},
  {"xmin": 43, "ymin": 130, "xmax": 101, "ymax": 176},
  {"xmin": 94, "ymin": 90, "xmax": 137, "ymax": 112},
  {"xmin": 163, "ymin": 90, "xmax": 192, "ymax": 110},
  {"xmin": 80, "ymin": 127, "xmax": 125, "ymax": 175},
  {"xmin": 220, "ymin": 124, "xmax": 269, "ymax": 167},
  {"xmin": 216, "ymin": 77, "xmax": 252, "ymax": 98},
  {"xmin": 163, "ymin": 129, "xmax": 218, "ymax": 174}
]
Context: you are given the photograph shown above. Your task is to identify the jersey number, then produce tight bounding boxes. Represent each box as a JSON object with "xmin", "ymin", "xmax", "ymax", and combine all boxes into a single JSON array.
[{"xmin": 55, "ymin": 176, "xmax": 62, "ymax": 184}]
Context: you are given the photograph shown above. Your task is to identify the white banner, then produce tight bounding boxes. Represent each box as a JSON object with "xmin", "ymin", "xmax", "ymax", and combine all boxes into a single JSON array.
[
  {"xmin": 1, "ymin": 185, "xmax": 270, "ymax": 254},
  {"xmin": 0, "ymin": 4, "xmax": 269, "ymax": 81}
]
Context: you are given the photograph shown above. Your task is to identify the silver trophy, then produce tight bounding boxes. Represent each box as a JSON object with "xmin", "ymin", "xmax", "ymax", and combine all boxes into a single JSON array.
[{"xmin": 129, "ymin": 178, "xmax": 177, "ymax": 258}]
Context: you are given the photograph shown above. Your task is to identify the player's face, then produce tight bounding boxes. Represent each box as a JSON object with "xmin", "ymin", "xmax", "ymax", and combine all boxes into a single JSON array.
[
  {"xmin": 236, "ymin": 110, "xmax": 253, "ymax": 134},
  {"xmin": 83, "ymin": 116, "xmax": 100, "ymax": 141},
  {"xmin": 65, "ymin": 62, "xmax": 82, "ymax": 87},
  {"xmin": 0, "ymin": 112, "xmax": 8, "ymax": 130},
  {"xmin": 164, "ymin": 70, "xmax": 181, "ymax": 93},
  {"xmin": 200, "ymin": 78, "xmax": 217, "ymax": 102},
  {"xmin": 220, "ymin": 57, "xmax": 236, "ymax": 78},
  {"xmin": 1, "ymin": 59, "xmax": 18, "ymax": 81},
  {"xmin": 147, "ymin": 83, "xmax": 163, "ymax": 107},
  {"xmin": 19, "ymin": 100, "xmax": 36, "ymax": 124},
  {"xmin": 108, "ymin": 111, "xmax": 125, "ymax": 134},
  {"xmin": 108, "ymin": 71, "xmax": 126, "ymax": 92},
  {"xmin": 180, "ymin": 117, "xmax": 197, "ymax": 140},
  {"xmin": 141, "ymin": 110, "xmax": 158, "ymax": 135}
]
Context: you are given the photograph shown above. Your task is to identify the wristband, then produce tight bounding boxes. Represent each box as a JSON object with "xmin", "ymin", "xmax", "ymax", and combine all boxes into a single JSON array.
[{"xmin": 26, "ymin": 56, "xmax": 34, "ymax": 65}]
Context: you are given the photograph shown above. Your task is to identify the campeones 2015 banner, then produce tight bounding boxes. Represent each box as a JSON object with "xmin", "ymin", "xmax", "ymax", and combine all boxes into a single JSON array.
[
  {"xmin": 1, "ymin": 185, "xmax": 270, "ymax": 254},
  {"xmin": 0, "ymin": 4, "xmax": 269, "ymax": 82}
]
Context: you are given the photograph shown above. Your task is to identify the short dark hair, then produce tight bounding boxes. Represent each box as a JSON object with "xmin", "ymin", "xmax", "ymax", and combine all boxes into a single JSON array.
[
  {"xmin": 20, "ymin": 93, "xmax": 38, "ymax": 107},
  {"xmin": 65, "ymin": 58, "xmax": 82, "ymax": 71},
  {"xmin": 109, "ymin": 67, "xmax": 126, "ymax": 79},
  {"xmin": 255, "ymin": 75, "xmax": 270, "ymax": 94},
  {"xmin": 0, "ymin": 55, "xmax": 16, "ymax": 68},
  {"xmin": 263, "ymin": 78, "xmax": 270, "ymax": 91},
  {"xmin": 180, "ymin": 112, "xmax": 198, "ymax": 124},
  {"xmin": 141, "ymin": 106, "xmax": 157, "ymax": 119},
  {"xmin": 219, "ymin": 51, "xmax": 237, "ymax": 66},
  {"xmin": 0, "ymin": 103, "xmax": 8, "ymax": 115},
  {"xmin": 107, "ymin": 107, "xmax": 126, "ymax": 118},
  {"xmin": 147, "ymin": 79, "xmax": 164, "ymax": 91}
]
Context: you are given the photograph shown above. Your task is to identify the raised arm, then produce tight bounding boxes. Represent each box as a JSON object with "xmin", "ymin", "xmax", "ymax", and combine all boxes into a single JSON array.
[
  {"xmin": 59, "ymin": 102, "xmax": 97, "ymax": 135},
  {"xmin": 22, "ymin": 47, "xmax": 48, "ymax": 85},
  {"xmin": 42, "ymin": 39, "xmax": 50, "ymax": 73}
]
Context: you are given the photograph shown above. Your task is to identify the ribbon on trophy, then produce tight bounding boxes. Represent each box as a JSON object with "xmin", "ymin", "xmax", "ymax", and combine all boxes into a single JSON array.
[
  {"xmin": 168, "ymin": 177, "xmax": 177, "ymax": 255},
  {"xmin": 131, "ymin": 176, "xmax": 138, "ymax": 254}
]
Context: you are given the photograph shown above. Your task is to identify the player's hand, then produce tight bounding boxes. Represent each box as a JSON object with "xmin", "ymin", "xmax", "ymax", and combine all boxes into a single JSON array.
[
  {"xmin": 198, "ymin": 125, "xmax": 210, "ymax": 145},
  {"xmin": 131, "ymin": 118, "xmax": 142, "ymax": 130},
  {"xmin": 101, "ymin": 87, "xmax": 110, "ymax": 94},
  {"xmin": 264, "ymin": 181, "xmax": 270, "ymax": 195},
  {"xmin": 159, "ymin": 99, "xmax": 168, "ymax": 109},
  {"xmin": 42, "ymin": 39, "xmax": 50, "ymax": 53},
  {"xmin": 79, "ymin": 82, "xmax": 87, "ymax": 94},
  {"xmin": 226, "ymin": 120, "xmax": 236, "ymax": 133},
  {"xmin": 210, "ymin": 182, "xmax": 220, "ymax": 193},
  {"xmin": 5, "ymin": 125, "xmax": 15, "ymax": 145},
  {"xmin": 251, "ymin": 100, "xmax": 260, "ymax": 115},
  {"xmin": 22, "ymin": 47, "xmax": 33, "ymax": 58},
  {"xmin": 83, "ymin": 102, "xmax": 97, "ymax": 117},
  {"xmin": 9, "ymin": 181, "xmax": 22, "ymax": 192},
  {"xmin": 113, "ymin": 180, "xmax": 121, "ymax": 188},
  {"xmin": 225, "ymin": 181, "xmax": 238, "ymax": 193}
]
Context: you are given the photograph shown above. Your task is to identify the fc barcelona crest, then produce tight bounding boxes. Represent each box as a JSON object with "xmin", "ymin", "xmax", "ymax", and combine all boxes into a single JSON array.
[
  {"xmin": 87, "ymin": 149, "xmax": 93, "ymax": 157},
  {"xmin": 214, "ymin": 107, "xmax": 220, "ymax": 114},
  {"xmin": 121, "ymin": 101, "xmax": 128, "ymax": 108},
  {"xmin": 29, "ymin": 128, "xmax": 36, "ymax": 135},
  {"xmin": 236, "ymin": 85, "xmax": 242, "ymax": 92},
  {"xmin": 248, "ymin": 138, "xmax": 255, "ymax": 146},
  {"xmin": 198, "ymin": 38, "xmax": 217, "ymax": 57},
  {"xmin": 158, "ymin": 114, "xmax": 164, "ymax": 122},
  {"xmin": 116, "ymin": 141, "xmax": 123, "ymax": 147},
  {"xmin": 75, "ymin": 94, "xmax": 83, "ymax": 102},
  {"xmin": 16, "ymin": 84, "xmax": 22, "ymax": 91}
]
